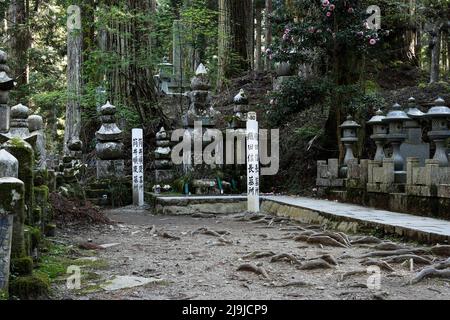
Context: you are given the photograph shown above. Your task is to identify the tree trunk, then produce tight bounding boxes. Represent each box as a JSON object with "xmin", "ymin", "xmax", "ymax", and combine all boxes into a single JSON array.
[
  {"xmin": 255, "ymin": 6, "xmax": 263, "ymax": 71},
  {"xmin": 217, "ymin": 0, "xmax": 254, "ymax": 90},
  {"xmin": 64, "ymin": 9, "xmax": 83, "ymax": 156},
  {"xmin": 264, "ymin": 0, "xmax": 272, "ymax": 70},
  {"xmin": 7, "ymin": 0, "xmax": 30, "ymax": 102}
]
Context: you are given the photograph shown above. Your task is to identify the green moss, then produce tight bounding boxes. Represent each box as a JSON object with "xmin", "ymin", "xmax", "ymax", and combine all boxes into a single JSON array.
[
  {"xmin": 33, "ymin": 169, "xmax": 48, "ymax": 187},
  {"xmin": 4, "ymin": 138, "xmax": 35, "ymax": 224},
  {"xmin": 24, "ymin": 225, "xmax": 41, "ymax": 251},
  {"xmin": 11, "ymin": 256, "xmax": 34, "ymax": 276},
  {"xmin": 9, "ymin": 272, "xmax": 50, "ymax": 300},
  {"xmin": 0, "ymin": 289, "xmax": 8, "ymax": 300}
]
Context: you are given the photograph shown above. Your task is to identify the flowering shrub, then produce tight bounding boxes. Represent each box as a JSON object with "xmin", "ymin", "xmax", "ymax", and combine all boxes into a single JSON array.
[{"xmin": 268, "ymin": 0, "xmax": 384, "ymax": 64}]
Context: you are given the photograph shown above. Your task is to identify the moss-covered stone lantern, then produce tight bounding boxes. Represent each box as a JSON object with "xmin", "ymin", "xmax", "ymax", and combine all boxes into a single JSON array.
[
  {"xmin": 423, "ymin": 97, "xmax": 450, "ymax": 167},
  {"xmin": 339, "ymin": 115, "xmax": 361, "ymax": 176},
  {"xmin": 367, "ymin": 109, "xmax": 387, "ymax": 161},
  {"xmin": 383, "ymin": 103, "xmax": 409, "ymax": 173}
]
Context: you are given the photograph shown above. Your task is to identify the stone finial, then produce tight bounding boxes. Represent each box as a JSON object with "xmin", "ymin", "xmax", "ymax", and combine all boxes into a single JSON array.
[
  {"xmin": 10, "ymin": 104, "xmax": 29, "ymax": 119},
  {"xmin": 191, "ymin": 63, "xmax": 210, "ymax": 91},
  {"xmin": 234, "ymin": 89, "xmax": 248, "ymax": 104},
  {"xmin": 195, "ymin": 63, "xmax": 208, "ymax": 75},
  {"xmin": 28, "ymin": 115, "xmax": 43, "ymax": 132},
  {"xmin": 0, "ymin": 149, "xmax": 19, "ymax": 178},
  {"xmin": 100, "ymin": 101, "xmax": 117, "ymax": 116}
]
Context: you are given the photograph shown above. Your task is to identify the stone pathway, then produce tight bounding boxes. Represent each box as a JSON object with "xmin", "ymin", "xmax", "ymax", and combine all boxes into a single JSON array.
[
  {"xmin": 263, "ymin": 196, "xmax": 450, "ymax": 239},
  {"xmin": 154, "ymin": 194, "xmax": 450, "ymax": 243}
]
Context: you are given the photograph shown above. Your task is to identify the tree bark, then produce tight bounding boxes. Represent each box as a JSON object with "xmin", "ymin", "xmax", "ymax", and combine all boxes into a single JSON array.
[
  {"xmin": 264, "ymin": 0, "xmax": 272, "ymax": 70},
  {"xmin": 217, "ymin": 0, "xmax": 254, "ymax": 90},
  {"xmin": 7, "ymin": 0, "xmax": 30, "ymax": 101},
  {"xmin": 64, "ymin": 11, "xmax": 83, "ymax": 155},
  {"xmin": 255, "ymin": 6, "xmax": 263, "ymax": 71}
]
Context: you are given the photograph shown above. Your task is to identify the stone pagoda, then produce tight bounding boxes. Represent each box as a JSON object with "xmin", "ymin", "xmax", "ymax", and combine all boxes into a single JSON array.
[
  {"xmin": 95, "ymin": 101, "xmax": 124, "ymax": 179},
  {"xmin": 155, "ymin": 127, "xmax": 173, "ymax": 184}
]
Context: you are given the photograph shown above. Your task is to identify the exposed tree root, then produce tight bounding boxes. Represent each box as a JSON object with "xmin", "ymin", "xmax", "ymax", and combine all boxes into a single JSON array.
[
  {"xmin": 192, "ymin": 213, "xmax": 216, "ymax": 218},
  {"xmin": 242, "ymin": 251, "xmax": 276, "ymax": 259},
  {"xmin": 218, "ymin": 236, "xmax": 233, "ymax": 245},
  {"xmin": 270, "ymin": 253, "xmax": 303, "ymax": 265},
  {"xmin": 78, "ymin": 242, "xmax": 105, "ymax": 250},
  {"xmin": 360, "ymin": 258, "xmax": 395, "ymax": 272},
  {"xmin": 192, "ymin": 227, "xmax": 229, "ymax": 237},
  {"xmin": 296, "ymin": 259, "xmax": 333, "ymax": 270},
  {"xmin": 373, "ymin": 242, "xmax": 406, "ymax": 251},
  {"xmin": 361, "ymin": 248, "xmax": 429, "ymax": 258},
  {"xmin": 158, "ymin": 231, "xmax": 180, "ymax": 240},
  {"xmin": 382, "ymin": 254, "xmax": 432, "ymax": 265},
  {"xmin": 350, "ymin": 236, "xmax": 382, "ymax": 245},
  {"xmin": 317, "ymin": 231, "xmax": 351, "ymax": 247},
  {"xmin": 434, "ymin": 258, "xmax": 450, "ymax": 270},
  {"xmin": 307, "ymin": 235, "xmax": 348, "ymax": 248},
  {"xmin": 410, "ymin": 267, "xmax": 450, "ymax": 284},
  {"xmin": 339, "ymin": 270, "xmax": 367, "ymax": 281},
  {"xmin": 273, "ymin": 280, "xmax": 311, "ymax": 287},
  {"xmin": 293, "ymin": 235, "xmax": 310, "ymax": 242},
  {"xmin": 431, "ymin": 245, "xmax": 450, "ymax": 257},
  {"xmin": 279, "ymin": 226, "xmax": 306, "ymax": 232},
  {"xmin": 237, "ymin": 263, "xmax": 270, "ymax": 279},
  {"xmin": 313, "ymin": 254, "xmax": 338, "ymax": 266}
]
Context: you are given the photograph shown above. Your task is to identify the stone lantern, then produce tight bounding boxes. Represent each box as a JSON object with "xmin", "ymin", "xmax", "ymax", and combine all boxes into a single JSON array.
[
  {"xmin": 367, "ymin": 109, "xmax": 387, "ymax": 161},
  {"xmin": 423, "ymin": 97, "xmax": 450, "ymax": 167},
  {"xmin": 339, "ymin": 115, "xmax": 361, "ymax": 176},
  {"xmin": 383, "ymin": 103, "xmax": 409, "ymax": 173},
  {"xmin": 155, "ymin": 57, "xmax": 174, "ymax": 95},
  {"xmin": 0, "ymin": 50, "xmax": 14, "ymax": 133}
]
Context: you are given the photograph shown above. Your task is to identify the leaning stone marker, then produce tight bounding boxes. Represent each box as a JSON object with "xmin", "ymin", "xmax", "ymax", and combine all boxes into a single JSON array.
[
  {"xmin": 132, "ymin": 128, "xmax": 144, "ymax": 206},
  {"xmin": 246, "ymin": 112, "xmax": 260, "ymax": 212}
]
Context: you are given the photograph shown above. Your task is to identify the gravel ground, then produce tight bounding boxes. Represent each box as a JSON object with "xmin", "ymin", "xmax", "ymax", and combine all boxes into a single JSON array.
[{"xmin": 51, "ymin": 207, "xmax": 450, "ymax": 300}]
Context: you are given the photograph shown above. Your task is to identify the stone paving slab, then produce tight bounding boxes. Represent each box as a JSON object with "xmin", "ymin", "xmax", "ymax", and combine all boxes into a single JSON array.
[{"xmin": 263, "ymin": 195, "xmax": 450, "ymax": 237}]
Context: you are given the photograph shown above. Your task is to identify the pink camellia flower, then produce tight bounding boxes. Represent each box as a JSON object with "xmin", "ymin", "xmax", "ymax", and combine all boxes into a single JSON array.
[
  {"xmin": 265, "ymin": 48, "xmax": 271, "ymax": 54},
  {"xmin": 308, "ymin": 27, "xmax": 315, "ymax": 33},
  {"xmin": 322, "ymin": 0, "xmax": 330, "ymax": 6},
  {"xmin": 369, "ymin": 38, "xmax": 377, "ymax": 45},
  {"xmin": 326, "ymin": 11, "xmax": 332, "ymax": 17},
  {"xmin": 329, "ymin": 4, "xmax": 335, "ymax": 10},
  {"xmin": 348, "ymin": 7, "xmax": 354, "ymax": 13},
  {"xmin": 356, "ymin": 31, "xmax": 364, "ymax": 37}
]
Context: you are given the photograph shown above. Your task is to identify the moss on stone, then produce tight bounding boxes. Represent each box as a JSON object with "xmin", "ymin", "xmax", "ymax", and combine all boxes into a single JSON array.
[
  {"xmin": 9, "ymin": 272, "xmax": 50, "ymax": 300},
  {"xmin": 0, "ymin": 289, "xmax": 8, "ymax": 300},
  {"xmin": 11, "ymin": 256, "xmax": 33, "ymax": 276},
  {"xmin": 33, "ymin": 169, "xmax": 48, "ymax": 187},
  {"xmin": 0, "ymin": 179, "xmax": 26, "ymax": 258},
  {"xmin": 4, "ymin": 138, "xmax": 35, "ymax": 224}
]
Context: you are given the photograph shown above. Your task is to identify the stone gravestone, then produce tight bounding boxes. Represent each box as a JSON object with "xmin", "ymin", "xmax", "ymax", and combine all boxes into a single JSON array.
[
  {"xmin": 28, "ymin": 115, "xmax": 47, "ymax": 170},
  {"xmin": 132, "ymin": 128, "xmax": 144, "ymax": 206},
  {"xmin": 246, "ymin": 112, "xmax": 260, "ymax": 212}
]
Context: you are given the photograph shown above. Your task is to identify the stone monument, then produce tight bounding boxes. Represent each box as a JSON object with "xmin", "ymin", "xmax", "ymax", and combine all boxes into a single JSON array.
[
  {"xmin": 95, "ymin": 101, "xmax": 124, "ymax": 179},
  {"xmin": 155, "ymin": 127, "xmax": 173, "ymax": 183}
]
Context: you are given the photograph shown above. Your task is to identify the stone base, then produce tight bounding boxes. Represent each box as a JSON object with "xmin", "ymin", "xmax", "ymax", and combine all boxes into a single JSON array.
[
  {"xmin": 0, "ymin": 215, "xmax": 13, "ymax": 292},
  {"xmin": 316, "ymin": 177, "xmax": 344, "ymax": 187},
  {"xmin": 96, "ymin": 160, "xmax": 124, "ymax": 180},
  {"xmin": 367, "ymin": 182, "xmax": 405, "ymax": 194},
  {"xmin": 155, "ymin": 170, "xmax": 174, "ymax": 184}
]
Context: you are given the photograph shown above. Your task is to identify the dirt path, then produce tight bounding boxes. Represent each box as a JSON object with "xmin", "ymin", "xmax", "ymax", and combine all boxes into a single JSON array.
[{"xmin": 51, "ymin": 207, "xmax": 450, "ymax": 300}]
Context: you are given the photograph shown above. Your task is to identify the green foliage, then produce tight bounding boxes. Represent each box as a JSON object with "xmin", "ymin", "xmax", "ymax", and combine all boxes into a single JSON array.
[
  {"xmin": 264, "ymin": 76, "xmax": 332, "ymax": 126},
  {"xmin": 11, "ymin": 257, "xmax": 34, "ymax": 276}
]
